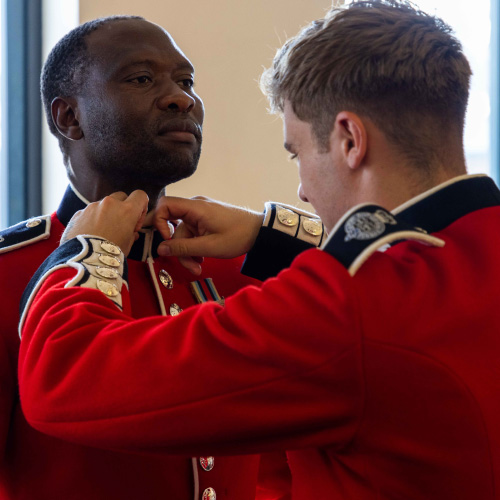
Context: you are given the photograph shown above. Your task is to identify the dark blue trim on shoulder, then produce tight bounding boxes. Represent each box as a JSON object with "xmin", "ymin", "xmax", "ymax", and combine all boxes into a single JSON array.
[
  {"xmin": 20, "ymin": 237, "xmax": 130, "ymax": 316},
  {"xmin": 0, "ymin": 217, "xmax": 48, "ymax": 250},
  {"xmin": 243, "ymin": 177, "xmax": 499, "ymax": 280},
  {"xmin": 323, "ymin": 205, "xmax": 421, "ymax": 269},
  {"xmin": 20, "ymin": 238, "xmax": 85, "ymax": 316},
  {"xmin": 398, "ymin": 176, "xmax": 500, "ymax": 233}
]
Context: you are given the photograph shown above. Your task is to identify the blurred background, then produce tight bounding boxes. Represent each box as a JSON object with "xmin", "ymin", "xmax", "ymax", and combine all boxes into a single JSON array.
[{"xmin": 0, "ymin": 0, "xmax": 498, "ymax": 227}]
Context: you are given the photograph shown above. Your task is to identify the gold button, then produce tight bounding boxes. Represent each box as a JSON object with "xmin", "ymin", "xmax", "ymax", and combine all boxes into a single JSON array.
[
  {"xmin": 277, "ymin": 208, "xmax": 299, "ymax": 227},
  {"xmin": 169, "ymin": 303, "xmax": 182, "ymax": 316},
  {"xmin": 202, "ymin": 487, "xmax": 216, "ymax": 500},
  {"xmin": 96, "ymin": 267, "xmax": 119, "ymax": 279},
  {"xmin": 159, "ymin": 269, "xmax": 173, "ymax": 289},
  {"xmin": 26, "ymin": 219, "xmax": 42, "ymax": 228},
  {"xmin": 302, "ymin": 218, "xmax": 322, "ymax": 236},
  {"xmin": 199, "ymin": 456, "xmax": 214, "ymax": 471},
  {"xmin": 98, "ymin": 254, "xmax": 121, "ymax": 267},
  {"xmin": 100, "ymin": 241, "xmax": 121, "ymax": 255},
  {"xmin": 96, "ymin": 280, "xmax": 119, "ymax": 297}
]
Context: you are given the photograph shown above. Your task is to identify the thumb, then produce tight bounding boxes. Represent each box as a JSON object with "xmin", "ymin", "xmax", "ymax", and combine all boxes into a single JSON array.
[
  {"xmin": 157, "ymin": 234, "xmax": 219, "ymax": 258},
  {"xmin": 126, "ymin": 190, "xmax": 149, "ymax": 232},
  {"xmin": 155, "ymin": 196, "xmax": 202, "ymax": 240}
]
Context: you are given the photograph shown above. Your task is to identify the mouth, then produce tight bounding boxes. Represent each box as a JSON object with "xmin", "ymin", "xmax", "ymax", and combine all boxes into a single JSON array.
[{"xmin": 158, "ymin": 119, "xmax": 202, "ymax": 144}]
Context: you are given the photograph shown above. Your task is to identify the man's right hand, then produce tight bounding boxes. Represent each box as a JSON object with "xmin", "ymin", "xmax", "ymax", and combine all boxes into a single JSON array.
[
  {"xmin": 61, "ymin": 191, "xmax": 149, "ymax": 256},
  {"xmin": 155, "ymin": 196, "xmax": 264, "ymax": 275}
]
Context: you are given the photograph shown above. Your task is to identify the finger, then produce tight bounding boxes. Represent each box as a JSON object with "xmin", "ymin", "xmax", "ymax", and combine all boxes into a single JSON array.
[
  {"xmin": 161, "ymin": 221, "xmax": 175, "ymax": 239},
  {"xmin": 125, "ymin": 190, "xmax": 149, "ymax": 231},
  {"xmin": 171, "ymin": 221, "xmax": 194, "ymax": 240},
  {"xmin": 127, "ymin": 190, "xmax": 149, "ymax": 210},
  {"xmin": 108, "ymin": 191, "xmax": 128, "ymax": 201},
  {"xmin": 155, "ymin": 196, "xmax": 196, "ymax": 223},
  {"xmin": 178, "ymin": 256, "xmax": 202, "ymax": 275},
  {"xmin": 142, "ymin": 210, "xmax": 156, "ymax": 228},
  {"xmin": 156, "ymin": 219, "xmax": 177, "ymax": 241},
  {"xmin": 134, "ymin": 211, "xmax": 148, "ymax": 233},
  {"xmin": 191, "ymin": 195, "xmax": 212, "ymax": 201},
  {"xmin": 157, "ymin": 234, "xmax": 219, "ymax": 258},
  {"xmin": 156, "ymin": 217, "xmax": 176, "ymax": 240},
  {"xmin": 155, "ymin": 197, "xmax": 193, "ymax": 240}
]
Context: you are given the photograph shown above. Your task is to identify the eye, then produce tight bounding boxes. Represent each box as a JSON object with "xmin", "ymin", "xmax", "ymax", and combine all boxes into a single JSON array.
[
  {"xmin": 180, "ymin": 78, "xmax": 195, "ymax": 89},
  {"xmin": 127, "ymin": 75, "xmax": 153, "ymax": 84},
  {"xmin": 289, "ymin": 153, "xmax": 298, "ymax": 161}
]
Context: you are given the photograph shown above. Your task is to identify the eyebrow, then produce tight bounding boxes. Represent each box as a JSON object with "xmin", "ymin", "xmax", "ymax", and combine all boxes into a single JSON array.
[
  {"xmin": 177, "ymin": 62, "xmax": 195, "ymax": 73},
  {"xmin": 118, "ymin": 59, "xmax": 194, "ymax": 74},
  {"xmin": 284, "ymin": 142, "xmax": 294, "ymax": 153}
]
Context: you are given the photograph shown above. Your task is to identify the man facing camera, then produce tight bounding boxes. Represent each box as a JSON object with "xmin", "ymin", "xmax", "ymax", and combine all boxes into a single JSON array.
[{"xmin": 0, "ymin": 15, "xmax": 297, "ymax": 500}]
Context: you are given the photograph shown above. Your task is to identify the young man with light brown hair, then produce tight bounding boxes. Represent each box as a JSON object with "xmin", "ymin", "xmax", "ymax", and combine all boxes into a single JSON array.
[{"xmin": 18, "ymin": 1, "xmax": 500, "ymax": 499}]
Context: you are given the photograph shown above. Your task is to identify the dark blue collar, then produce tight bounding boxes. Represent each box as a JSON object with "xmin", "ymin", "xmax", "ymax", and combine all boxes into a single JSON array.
[
  {"xmin": 56, "ymin": 186, "xmax": 87, "ymax": 227},
  {"xmin": 395, "ymin": 175, "xmax": 500, "ymax": 233},
  {"xmin": 56, "ymin": 185, "xmax": 163, "ymax": 261}
]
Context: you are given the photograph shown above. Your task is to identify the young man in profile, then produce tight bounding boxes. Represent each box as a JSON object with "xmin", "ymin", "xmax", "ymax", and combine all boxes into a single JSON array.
[{"xmin": 18, "ymin": 1, "xmax": 500, "ymax": 499}]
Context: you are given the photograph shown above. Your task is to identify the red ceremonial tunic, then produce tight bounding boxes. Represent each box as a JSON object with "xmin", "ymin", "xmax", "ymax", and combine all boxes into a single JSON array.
[
  {"xmin": 18, "ymin": 175, "xmax": 500, "ymax": 499},
  {"xmin": 0, "ymin": 186, "xmax": 285, "ymax": 500}
]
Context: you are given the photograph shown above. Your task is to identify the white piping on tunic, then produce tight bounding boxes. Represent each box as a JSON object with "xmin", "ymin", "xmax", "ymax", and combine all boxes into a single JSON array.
[
  {"xmin": 192, "ymin": 457, "xmax": 200, "ymax": 500},
  {"xmin": 144, "ymin": 228, "xmax": 201, "ymax": 498},
  {"xmin": 145, "ymin": 229, "xmax": 167, "ymax": 317}
]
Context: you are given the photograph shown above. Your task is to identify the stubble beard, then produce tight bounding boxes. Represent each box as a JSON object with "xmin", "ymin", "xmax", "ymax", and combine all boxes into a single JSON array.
[{"xmin": 86, "ymin": 112, "xmax": 202, "ymax": 191}]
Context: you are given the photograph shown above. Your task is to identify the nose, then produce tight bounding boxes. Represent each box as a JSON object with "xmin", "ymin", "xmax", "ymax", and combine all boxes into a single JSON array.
[
  {"xmin": 157, "ymin": 85, "xmax": 196, "ymax": 113},
  {"xmin": 298, "ymin": 184, "xmax": 309, "ymax": 203}
]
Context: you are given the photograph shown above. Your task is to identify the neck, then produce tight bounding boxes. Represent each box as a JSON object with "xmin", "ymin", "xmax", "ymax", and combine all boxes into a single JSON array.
[
  {"xmin": 358, "ymin": 126, "xmax": 468, "ymax": 211},
  {"xmin": 359, "ymin": 161, "xmax": 467, "ymax": 212},
  {"xmin": 355, "ymin": 118, "xmax": 469, "ymax": 211},
  {"xmin": 68, "ymin": 171, "xmax": 165, "ymax": 212}
]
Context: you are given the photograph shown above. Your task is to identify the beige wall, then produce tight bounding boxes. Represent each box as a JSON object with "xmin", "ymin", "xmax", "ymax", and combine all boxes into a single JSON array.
[{"xmin": 78, "ymin": 0, "xmax": 332, "ymax": 212}]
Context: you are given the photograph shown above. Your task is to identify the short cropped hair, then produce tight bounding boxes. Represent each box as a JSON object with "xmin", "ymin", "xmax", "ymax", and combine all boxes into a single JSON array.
[
  {"xmin": 41, "ymin": 15, "xmax": 144, "ymax": 166},
  {"xmin": 261, "ymin": 0, "xmax": 471, "ymax": 170}
]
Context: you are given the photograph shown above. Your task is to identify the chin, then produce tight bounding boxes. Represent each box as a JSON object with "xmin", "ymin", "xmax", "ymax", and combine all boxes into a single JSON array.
[{"xmin": 159, "ymin": 163, "xmax": 199, "ymax": 186}]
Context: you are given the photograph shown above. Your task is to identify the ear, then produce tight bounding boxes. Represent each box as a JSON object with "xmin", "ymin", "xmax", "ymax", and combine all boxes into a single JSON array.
[
  {"xmin": 51, "ymin": 97, "xmax": 83, "ymax": 141},
  {"xmin": 332, "ymin": 111, "xmax": 367, "ymax": 170}
]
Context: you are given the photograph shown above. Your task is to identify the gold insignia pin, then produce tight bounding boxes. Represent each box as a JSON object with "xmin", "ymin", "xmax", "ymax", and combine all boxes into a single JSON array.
[
  {"xmin": 169, "ymin": 303, "xmax": 182, "ymax": 316},
  {"xmin": 159, "ymin": 269, "xmax": 173, "ymax": 289},
  {"xmin": 202, "ymin": 487, "xmax": 216, "ymax": 500},
  {"xmin": 95, "ymin": 267, "xmax": 119, "ymax": 279},
  {"xmin": 96, "ymin": 279, "xmax": 119, "ymax": 297},
  {"xmin": 100, "ymin": 241, "xmax": 121, "ymax": 255},
  {"xmin": 98, "ymin": 254, "xmax": 121, "ymax": 267},
  {"xmin": 26, "ymin": 219, "xmax": 42, "ymax": 228},
  {"xmin": 200, "ymin": 456, "xmax": 215, "ymax": 471},
  {"xmin": 302, "ymin": 218, "xmax": 322, "ymax": 236},
  {"xmin": 277, "ymin": 208, "xmax": 299, "ymax": 227}
]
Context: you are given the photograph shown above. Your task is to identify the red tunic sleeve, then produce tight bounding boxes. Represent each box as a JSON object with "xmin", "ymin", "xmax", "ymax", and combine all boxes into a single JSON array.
[{"xmin": 18, "ymin": 243, "xmax": 364, "ymax": 457}]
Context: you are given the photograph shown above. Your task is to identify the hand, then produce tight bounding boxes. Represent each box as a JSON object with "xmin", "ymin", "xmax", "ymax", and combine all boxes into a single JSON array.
[
  {"xmin": 61, "ymin": 191, "xmax": 149, "ymax": 256},
  {"xmin": 155, "ymin": 196, "xmax": 264, "ymax": 274}
]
